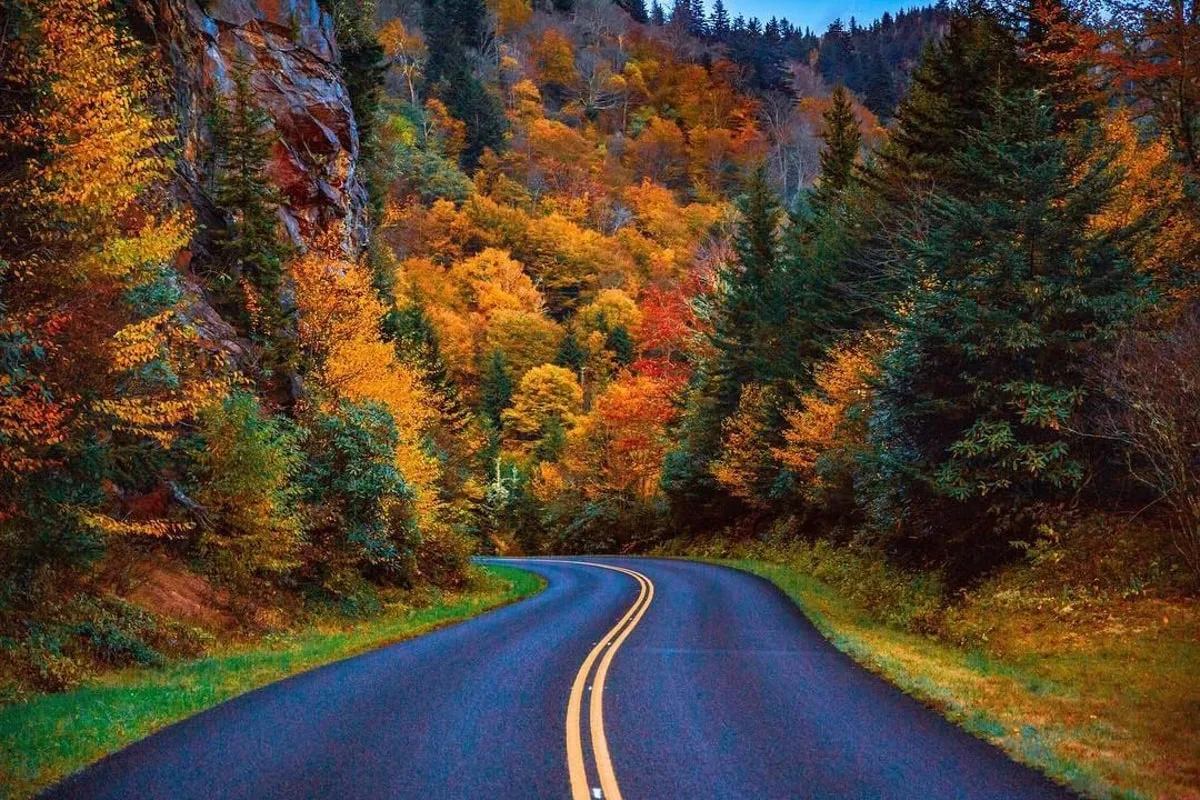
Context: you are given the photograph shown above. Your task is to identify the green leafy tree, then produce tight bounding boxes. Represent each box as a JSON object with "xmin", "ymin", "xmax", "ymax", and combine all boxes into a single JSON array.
[
  {"xmin": 300, "ymin": 400, "xmax": 419, "ymax": 586},
  {"xmin": 192, "ymin": 392, "xmax": 303, "ymax": 581}
]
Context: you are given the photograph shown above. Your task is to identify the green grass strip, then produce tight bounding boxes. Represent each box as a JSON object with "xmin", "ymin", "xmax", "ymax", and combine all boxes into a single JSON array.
[{"xmin": 0, "ymin": 564, "xmax": 544, "ymax": 800}]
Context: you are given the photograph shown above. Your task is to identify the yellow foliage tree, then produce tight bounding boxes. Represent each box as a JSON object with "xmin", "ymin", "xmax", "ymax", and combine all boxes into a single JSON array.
[
  {"xmin": 578, "ymin": 288, "xmax": 643, "ymax": 337},
  {"xmin": 774, "ymin": 341, "xmax": 879, "ymax": 506},
  {"xmin": 711, "ymin": 383, "xmax": 784, "ymax": 508},
  {"xmin": 486, "ymin": 309, "xmax": 563, "ymax": 379},
  {"xmin": 502, "ymin": 364, "xmax": 583, "ymax": 443},
  {"xmin": 1093, "ymin": 109, "xmax": 1200, "ymax": 291},
  {"xmin": 292, "ymin": 250, "xmax": 442, "ymax": 514},
  {"xmin": 0, "ymin": 0, "xmax": 206, "ymax": 540}
]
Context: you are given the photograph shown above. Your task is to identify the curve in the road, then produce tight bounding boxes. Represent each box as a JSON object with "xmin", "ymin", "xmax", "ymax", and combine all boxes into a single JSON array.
[
  {"xmin": 535, "ymin": 560, "xmax": 655, "ymax": 800},
  {"xmin": 41, "ymin": 557, "xmax": 1077, "ymax": 800}
]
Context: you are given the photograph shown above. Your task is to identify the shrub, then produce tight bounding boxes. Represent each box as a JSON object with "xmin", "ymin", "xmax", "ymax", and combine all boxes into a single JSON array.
[
  {"xmin": 299, "ymin": 399, "xmax": 420, "ymax": 586},
  {"xmin": 191, "ymin": 392, "xmax": 304, "ymax": 582},
  {"xmin": 1097, "ymin": 307, "xmax": 1200, "ymax": 585}
]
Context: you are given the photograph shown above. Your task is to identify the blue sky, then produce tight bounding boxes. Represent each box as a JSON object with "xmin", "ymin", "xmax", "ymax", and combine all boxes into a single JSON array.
[{"xmin": 719, "ymin": 0, "xmax": 907, "ymax": 32}]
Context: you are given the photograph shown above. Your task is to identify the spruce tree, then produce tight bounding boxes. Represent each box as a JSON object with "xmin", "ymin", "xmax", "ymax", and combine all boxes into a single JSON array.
[
  {"xmin": 689, "ymin": 0, "xmax": 706, "ymax": 36},
  {"xmin": 623, "ymin": 0, "xmax": 649, "ymax": 24},
  {"xmin": 874, "ymin": 8, "xmax": 1031, "ymax": 199},
  {"xmin": 422, "ymin": 0, "xmax": 507, "ymax": 169},
  {"xmin": 480, "ymin": 349, "xmax": 514, "ymax": 429},
  {"xmin": 710, "ymin": 0, "xmax": 730, "ymax": 37},
  {"xmin": 814, "ymin": 85, "xmax": 861, "ymax": 208},
  {"xmin": 210, "ymin": 66, "xmax": 290, "ymax": 356},
  {"xmin": 871, "ymin": 91, "xmax": 1149, "ymax": 553},
  {"xmin": 862, "ymin": 47, "xmax": 897, "ymax": 119},
  {"xmin": 650, "ymin": 1, "xmax": 666, "ymax": 26},
  {"xmin": 606, "ymin": 324, "xmax": 635, "ymax": 366},
  {"xmin": 390, "ymin": 302, "xmax": 466, "ymax": 427},
  {"xmin": 555, "ymin": 329, "xmax": 586, "ymax": 376},
  {"xmin": 664, "ymin": 167, "xmax": 783, "ymax": 518}
]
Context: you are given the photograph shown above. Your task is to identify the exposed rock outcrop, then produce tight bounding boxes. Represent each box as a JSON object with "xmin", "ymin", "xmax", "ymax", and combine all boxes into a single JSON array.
[{"xmin": 134, "ymin": 0, "xmax": 369, "ymax": 257}]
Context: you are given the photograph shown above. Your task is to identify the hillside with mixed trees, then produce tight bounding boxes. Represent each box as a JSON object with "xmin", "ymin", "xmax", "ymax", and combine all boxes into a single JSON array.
[{"xmin": 2, "ymin": 0, "xmax": 1198, "ymax": 739}]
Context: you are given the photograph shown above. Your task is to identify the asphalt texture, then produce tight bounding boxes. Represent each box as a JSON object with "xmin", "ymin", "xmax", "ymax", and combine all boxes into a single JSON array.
[{"xmin": 42, "ymin": 557, "xmax": 1076, "ymax": 799}]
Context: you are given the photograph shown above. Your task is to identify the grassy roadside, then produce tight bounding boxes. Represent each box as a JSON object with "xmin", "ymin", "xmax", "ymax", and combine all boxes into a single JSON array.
[
  {"xmin": 0, "ymin": 564, "xmax": 543, "ymax": 800},
  {"xmin": 685, "ymin": 553, "xmax": 1196, "ymax": 800}
]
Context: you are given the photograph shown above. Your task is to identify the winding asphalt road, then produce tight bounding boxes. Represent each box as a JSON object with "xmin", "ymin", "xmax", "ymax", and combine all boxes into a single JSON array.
[{"xmin": 44, "ymin": 558, "xmax": 1074, "ymax": 799}]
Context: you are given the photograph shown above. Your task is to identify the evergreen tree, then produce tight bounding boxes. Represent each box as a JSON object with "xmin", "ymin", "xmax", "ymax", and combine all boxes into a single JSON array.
[
  {"xmin": 480, "ymin": 349, "xmax": 514, "ymax": 429},
  {"xmin": 814, "ymin": 85, "xmax": 862, "ymax": 208},
  {"xmin": 606, "ymin": 324, "xmax": 635, "ymax": 366},
  {"xmin": 689, "ymin": 0, "xmax": 706, "ymax": 36},
  {"xmin": 710, "ymin": 0, "xmax": 730, "ymax": 37},
  {"xmin": 875, "ymin": 8, "xmax": 1031, "ymax": 199},
  {"xmin": 443, "ymin": 65, "xmax": 508, "ymax": 170},
  {"xmin": 555, "ymin": 329, "xmax": 587, "ymax": 376},
  {"xmin": 862, "ymin": 46, "xmax": 898, "ymax": 119},
  {"xmin": 330, "ymin": 1, "xmax": 387, "ymax": 211},
  {"xmin": 670, "ymin": 0, "xmax": 689, "ymax": 27},
  {"xmin": 650, "ymin": 0, "xmax": 665, "ymax": 25},
  {"xmin": 390, "ymin": 302, "xmax": 464, "ymax": 419},
  {"xmin": 870, "ymin": 91, "xmax": 1149, "ymax": 558},
  {"xmin": 421, "ymin": 0, "xmax": 507, "ymax": 169},
  {"xmin": 210, "ymin": 67, "xmax": 290, "ymax": 358},
  {"xmin": 706, "ymin": 165, "xmax": 789, "ymax": 411},
  {"xmin": 623, "ymin": 0, "xmax": 649, "ymax": 24}
]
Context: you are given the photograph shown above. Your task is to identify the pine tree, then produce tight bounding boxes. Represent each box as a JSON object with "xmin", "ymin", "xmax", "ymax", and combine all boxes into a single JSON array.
[
  {"xmin": 623, "ymin": 0, "xmax": 649, "ymax": 24},
  {"xmin": 670, "ymin": 0, "xmax": 689, "ymax": 28},
  {"xmin": 210, "ymin": 66, "xmax": 290, "ymax": 354},
  {"xmin": 443, "ymin": 65, "xmax": 508, "ymax": 169},
  {"xmin": 650, "ymin": 1, "xmax": 665, "ymax": 25},
  {"xmin": 390, "ymin": 302, "xmax": 464, "ymax": 419},
  {"xmin": 710, "ymin": 165, "xmax": 782, "ymax": 404},
  {"xmin": 871, "ymin": 91, "xmax": 1149, "ymax": 553},
  {"xmin": 606, "ymin": 325, "xmax": 635, "ymax": 366},
  {"xmin": 874, "ymin": 8, "xmax": 1031, "ymax": 199},
  {"xmin": 421, "ymin": 0, "xmax": 507, "ymax": 169},
  {"xmin": 480, "ymin": 349, "xmax": 514, "ymax": 429},
  {"xmin": 689, "ymin": 0, "xmax": 706, "ymax": 36},
  {"xmin": 710, "ymin": 0, "xmax": 730, "ymax": 37},
  {"xmin": 814, "ymin": 85, "xmax": 862, "ymax": 208},
  {"xmin": 555, "ymin": 329, "xmax": 587, "ymax": 376},
  {"xmin": 862, "ymin": 46, "xmax": 897, "ymax": 119}
]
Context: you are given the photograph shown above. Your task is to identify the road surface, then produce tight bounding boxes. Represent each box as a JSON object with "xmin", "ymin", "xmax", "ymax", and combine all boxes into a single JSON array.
[{"xmin": 44, "ymin": 558, "xmax": 1074, "ymax": 799}]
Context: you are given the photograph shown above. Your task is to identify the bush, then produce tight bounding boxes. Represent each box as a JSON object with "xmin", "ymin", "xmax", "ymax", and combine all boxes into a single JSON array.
[
  {"xmin": 299, "ymin": 399, "xmax": 420, "ymax": 587},
  {"xmin": 1097, "ymin": 307, "xmax": 1200, "ymax": 585},
  {"xmin": 413, "ymin": 522, "xmax": 475, "ymax": 588},
  {"xmin": 191, "ymin": 392, "xmax": 304, "ymax": 583}
]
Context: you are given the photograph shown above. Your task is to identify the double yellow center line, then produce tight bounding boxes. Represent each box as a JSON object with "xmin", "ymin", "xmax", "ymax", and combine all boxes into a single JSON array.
[{"xmin": 559, "ymin": 561, "xmax": 655, "ymax": 800}]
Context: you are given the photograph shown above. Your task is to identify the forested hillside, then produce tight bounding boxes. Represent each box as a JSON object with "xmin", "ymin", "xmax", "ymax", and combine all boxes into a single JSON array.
[{"xmin": 2, "ymin": 0, "xmax": 1198, "ymax": 743}]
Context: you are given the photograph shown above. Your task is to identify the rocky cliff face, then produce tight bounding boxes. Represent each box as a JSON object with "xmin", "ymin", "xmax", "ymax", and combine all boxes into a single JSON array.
[{"xmin": 134, "ymin": 0, "xmax": 369, "ymax": 257}]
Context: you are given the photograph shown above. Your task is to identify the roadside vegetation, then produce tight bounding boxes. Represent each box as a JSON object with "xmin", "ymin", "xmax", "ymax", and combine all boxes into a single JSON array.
[
  {"xmin": 660, "ymin": 531, "xmax": 1198, "ymax": 800},
  {"xmin": 2, "ymin": 0, "xmax": 1197, "ymax": 795},
  {"xmin": 0, "ymin": 565, "xmax": 542, "ymax": 800}
]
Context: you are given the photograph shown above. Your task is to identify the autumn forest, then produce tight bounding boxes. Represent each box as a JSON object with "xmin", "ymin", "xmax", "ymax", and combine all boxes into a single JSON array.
[{"xmin": 1, "ymin": 0, "xmax": 1198, "ymax": 795}]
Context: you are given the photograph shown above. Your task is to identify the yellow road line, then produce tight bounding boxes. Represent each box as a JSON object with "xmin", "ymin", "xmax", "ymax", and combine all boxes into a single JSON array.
[
  {"xmin": 589, "ymin": 566, "xmax": 654, "ymax": 800},
  {"xmin": 521, "ymin": 559, "xmax": 654, "ymax": 800}
]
